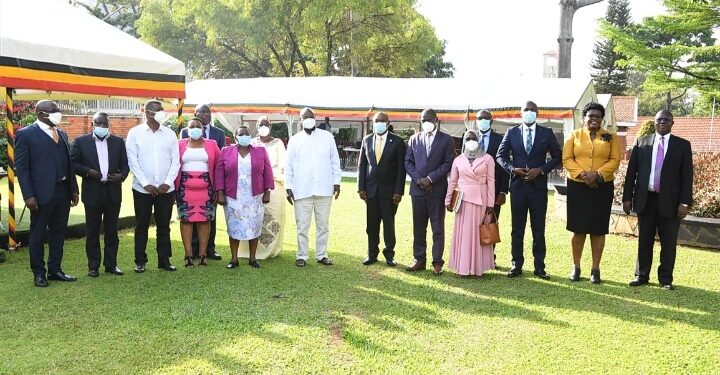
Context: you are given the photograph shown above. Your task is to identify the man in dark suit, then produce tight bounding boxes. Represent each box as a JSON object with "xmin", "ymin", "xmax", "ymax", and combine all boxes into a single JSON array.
[
  {"xmin": 496, "ymin": 101, "xmax": 561, "ymax": 279},
  {"xmin": 358, "ymin": 112, "xmax": 407, "ymax": 267},
  {"xmin": 623, "ymin": 110, "xmax": 693, "ymax": 290},
  {"xmin": 476, "ymin": 110, "xmax": 511, "ymax": 264},
  {"xmin": 404, "ymin": 109, "xmax": 455, "ymax": 275},
  {"xmin": 15, "ymin": 100, "xmax": 80, "ymax": 287},
  {"xmin": 71, "ymin": 112, "xmax": 130, "ymax": 277},
  {"xmin": 180, "ymin": 103, "xmax": 225, "ymax": 260}
]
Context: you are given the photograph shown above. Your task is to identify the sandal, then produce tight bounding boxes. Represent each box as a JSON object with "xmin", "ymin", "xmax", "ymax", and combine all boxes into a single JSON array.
[{"xmin": 184, "ymin": 256, "xmax": 194, "ymax": 267}]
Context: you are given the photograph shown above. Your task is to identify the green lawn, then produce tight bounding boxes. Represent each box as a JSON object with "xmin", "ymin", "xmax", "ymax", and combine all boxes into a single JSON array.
[{"xmin": 0, "ymin": 181, "xmax": 719, "ymax": 374}]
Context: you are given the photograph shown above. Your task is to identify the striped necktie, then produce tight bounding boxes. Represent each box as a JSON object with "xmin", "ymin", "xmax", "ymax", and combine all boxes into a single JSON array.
[{"xmin": 525, "ymin": 128, "xmax": 533, "ymax": 154}]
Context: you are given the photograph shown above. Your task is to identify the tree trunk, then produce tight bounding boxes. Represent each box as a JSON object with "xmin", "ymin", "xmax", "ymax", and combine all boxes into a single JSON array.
[
  {"xmin": 558, "ymin": 0, "xmax": 604, "ymax": 78},
  {"xmin": 326, "ymin": 19, "xmax": 333, "ymax": 75}
]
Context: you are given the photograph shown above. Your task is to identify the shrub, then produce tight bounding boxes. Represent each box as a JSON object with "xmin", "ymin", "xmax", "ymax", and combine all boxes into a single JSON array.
[{"xmin": 613, "ymin": 152, "xmax": 720, "ymax": 218}]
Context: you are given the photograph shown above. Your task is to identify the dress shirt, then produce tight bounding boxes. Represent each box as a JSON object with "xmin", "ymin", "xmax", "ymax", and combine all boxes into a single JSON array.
[
  {"xmin": 285, "ymin": 129, "xmax": 341, "ymax": 200},
  {"xmin": 521, "ymin": 123, "xmax": 537, "ymax": 150},
  {"xmin": 479, "ymin": 131, "xmax": 490, "ymax": 152},
  {"xmin": 423, "ymin": 127, "xmax": 438, "ymax": 154},
  {"xmin": 126, "ymin": 123, "xmax": 180, "ymax": 194},
  {"xmin": 649, "ymin": 133, "xmax": 670, "ymax": 192},
  {"xmin": 37, "ymin": 121, "xmax": 57, "ymax": 140},
  {"xmin": 93, "ymin": 133, "xmax": 109, "ymax": 181},
  {"xmin": 374, "ymin": 133, "xmax": 386, "ymax": 162}
]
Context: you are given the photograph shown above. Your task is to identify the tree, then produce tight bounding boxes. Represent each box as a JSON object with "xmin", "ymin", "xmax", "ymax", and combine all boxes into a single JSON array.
[
  {"xmin": 558, "ymin": 0, "xmax": 605, "ymax": 78},
  {"xmin": 590, "ymin": 0, "xmax": 631, "ymax": 94},
  {"xmin": 136, "ymin": 0, "xmax": 453, "ymax": 79},
  {"xmin": 77, "ymin": 0, "xmax": 141, "ymax": 37},
  {"xmin": 601, "ymin": 0, "xmax": 719, "ymax": 105}
]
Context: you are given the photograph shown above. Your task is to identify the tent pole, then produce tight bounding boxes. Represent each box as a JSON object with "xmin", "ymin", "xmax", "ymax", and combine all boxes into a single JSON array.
[
  {"xmin": 5, "ymin": 88, "xmax": 17, "ymax": 252},
  {"xmin": 176, "ymin": 98, "xmax": 185, "ymax": 135}
]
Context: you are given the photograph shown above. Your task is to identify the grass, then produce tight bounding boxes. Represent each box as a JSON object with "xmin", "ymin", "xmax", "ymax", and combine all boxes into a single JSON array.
[{"xmin": 0, "ymin": 181, "xmax": 719, "ymax": 374}]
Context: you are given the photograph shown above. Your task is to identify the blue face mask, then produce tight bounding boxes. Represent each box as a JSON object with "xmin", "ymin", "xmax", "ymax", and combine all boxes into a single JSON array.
[
  {"xmin": 374, "ymin": 122, "xmax": 388, "ymax": 134},
  {"xmin": 236, "ymin": 135, "xmax": 252, "ymax": 146},
  {"xmin": 93, "ymin": 126, "xmax": 109, "ymax": 139},
  {"xmin": 521, "ymin": 110, "xmax": 537, "ymax": 124},
  {"xmin": 477, "ymin": 119, "xmax": 491, "ymax": 132},
  {"xmin": 188, "ymin": 128, "xmax": 203, "ymax": 140}
]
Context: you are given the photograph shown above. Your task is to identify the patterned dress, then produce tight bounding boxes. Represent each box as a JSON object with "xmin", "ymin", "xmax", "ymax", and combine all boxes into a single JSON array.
[
  {"xmin": 176, "ymin": 147, "xmax": 215, "ymax": 223},
  {"xmin": 224, "ymin": 153, "xmax": 264, "ymax": 240}
]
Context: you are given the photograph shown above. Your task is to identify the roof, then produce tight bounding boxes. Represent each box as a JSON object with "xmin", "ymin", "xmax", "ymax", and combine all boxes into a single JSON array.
[
  {"xmin": 0, "ymin": 0, "xmax": 185, "ymax": 99},
  {"xmin": 612, "ymin": 96, "xmax": 637, "ymax": 124},
  {"xmin": 626, "ymin": 116, "xmax": 720, "ymax": 152}
]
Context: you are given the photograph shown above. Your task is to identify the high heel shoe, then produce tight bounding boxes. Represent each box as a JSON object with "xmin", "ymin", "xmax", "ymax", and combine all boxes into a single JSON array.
[
  {"xmin": 227, "ymin": 260, "xmax": 239, "ymax": 269},
  {"xmin": 184, "ymin": 256, "xmax": 194, "ymax": 267},
  {"xmin": 249, "ymin": 260, "xmax": 261, "ymax": 269},
  {"xmin": 568, "ymin": 267, "xmax": 580, "ymax": 282},
  {"xmin": 199, "ymin": 256, "xmax": 207, "ymax": 266},
  {"xmin": 590, "ymin": 269, "xmax": 601, "ymax": 284}
]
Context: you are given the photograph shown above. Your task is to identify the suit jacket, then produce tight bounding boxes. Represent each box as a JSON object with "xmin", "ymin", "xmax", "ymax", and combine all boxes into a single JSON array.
[
  {"xmin": 15, "ymin": 123, "xmax": 79, "ymax": 205},
  {"xmin": 174, "ymin": 138, "xmax": 221, "ymax": 191},
  {"xmin": 216, "ymin": 145, "xmax": 274, "ymax": 199},
  {"xmin": 444, "ymin": 154, "xmax": 495, "ymax": 208},
  {"xmin": 358, "ymin": 132, "xmax": 407, "ymax": 199},
  {"xmin": 622, "ymin": 134, "xmax": 693, "ymax": 218},
  {"xmin": 181, "ymin": 125, "xmax": 227, "ymax": 148},
  {"xmin": 562, "ymin": 127, "xmax": 620, "ymax": 183},
  {"xmin": 404, "ymin": 130, "xmax": 455, "ymax": 198},
  {"xmin": 496, "ymin": 124, "xmax": 562, "ymax": 190},
  {"xmin": 71, "ymin": 133, "xmax": 129, "ymax": 206},
  {"xmin": 484, "ymin": 130, "xmax": 511, "ymax": 197}
]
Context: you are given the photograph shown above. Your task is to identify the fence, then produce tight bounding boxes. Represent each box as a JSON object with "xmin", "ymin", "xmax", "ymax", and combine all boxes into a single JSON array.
[{"xmin": 57, "ymin": 100, "xmax": 142, "ymax": 116}]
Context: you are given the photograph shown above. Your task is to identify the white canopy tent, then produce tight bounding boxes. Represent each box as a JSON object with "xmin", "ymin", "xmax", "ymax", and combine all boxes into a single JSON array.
[{"xmin": 183, "ymin": 76, "xmax": 596, "ymax": 138}]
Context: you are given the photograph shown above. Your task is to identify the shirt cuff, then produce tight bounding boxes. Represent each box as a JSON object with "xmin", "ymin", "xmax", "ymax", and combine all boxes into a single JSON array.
[{"xmin": 427, "ymin": 176, "xmax": 433, "ymax": 183}]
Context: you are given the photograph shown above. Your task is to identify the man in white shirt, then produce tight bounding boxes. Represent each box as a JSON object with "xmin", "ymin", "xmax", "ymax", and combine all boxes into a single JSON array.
[
  {"xmin": 126, "ymin": 100, "xmax": 180, "ymax": 273},
  {"xmin": 285, "ymin": 107, "xmax": 342, "ymax": 267}
]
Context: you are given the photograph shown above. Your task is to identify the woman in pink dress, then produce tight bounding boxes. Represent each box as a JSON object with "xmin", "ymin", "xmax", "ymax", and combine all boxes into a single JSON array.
[
  {"xmin": 175, "ymin": 118, "xmax": 221, "ymax": 267},
  {"xmin": 445, "ymin": 130, "xmax": 496, "ymax": 277}
]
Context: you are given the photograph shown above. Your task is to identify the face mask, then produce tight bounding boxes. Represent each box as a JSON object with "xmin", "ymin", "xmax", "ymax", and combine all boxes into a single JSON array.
[
  {"xmin": 477, "ymin": 119, "xmax": 491, "ymax": 132},
  {"xmin": 464, "ymin": 140, "xmax": 479, "ymax": 152},
  {"xmin": 151, "ymin": 110, "xmax": 167, "ymax": 124},
  {"xmin": 374, "ymin": 122, "xmax": 388, "ymax": 134},
  {"xmin": 188, "ymin": 128, "xmax": 203, "ymax": 140},
  {"xmin": 93, "ymin": 126, "xmax": 109, "ymax": 139},
  {"xmin": 421, "ymin": 121, "xmax": 435, "ymax": 133},
  {"xmin": 236, "ymin": 135, "xmax": 252, "ymax": 146},
  {"xmin": 521, "ymin": 110, "xmax": 537, "ymax": 124},
  {"xmin": 258, "ymin": 126, "xmax": 271, "ymax": 137},
  {"xmin": 302, "ymin": 118, "xmax": 316, "ymax": 130},
  {"xmin": 46, "ymin": 112, "xmax": 62, "ymax": 126}
]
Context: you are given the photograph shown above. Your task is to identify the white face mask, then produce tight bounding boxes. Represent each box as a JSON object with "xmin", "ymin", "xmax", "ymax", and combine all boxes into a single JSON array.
[
  {"xmin": 152, "ymin": 110, "xmax": 167, "ymax": 124},
  {"xmin": 464, "ymin": 140, "xmax": 479, "ymax": 152},
  {"xmin": 47, "ymin": 112, "xmax": 62, "ymax": 126},
  {"xmin": 302, "ymin": 118, "xmax": 316, "ymax": 130},
  {"xmin": 421, "ymin": 121, "xmax": 435, "ymax": 133},
  {"xmin": 258, "ymin": 126, "xmax": 271, "ymax": 137}
]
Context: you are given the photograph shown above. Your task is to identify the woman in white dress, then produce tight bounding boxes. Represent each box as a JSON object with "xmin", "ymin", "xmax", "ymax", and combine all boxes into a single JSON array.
[
  {"xmin": 216, "ymin": 126, "xmax": 274, "ymax": 269},
  {"xmin": 248, "ymin": 116, "xmax": 287, "ymax": 259}
]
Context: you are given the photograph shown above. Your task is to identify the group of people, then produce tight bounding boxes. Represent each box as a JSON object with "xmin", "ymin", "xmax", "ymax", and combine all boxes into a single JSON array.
[{"xmin": 14, "ymin": 98, "xmax": 693, "ymax": 291}]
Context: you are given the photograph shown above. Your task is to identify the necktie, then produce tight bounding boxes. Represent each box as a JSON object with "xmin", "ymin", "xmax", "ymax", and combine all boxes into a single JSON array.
[
  {"xmin": 481, "ymin": 134, "xmax": 486, "ymax": 152},
  {"xmin": 51, "ymin": 127, "xmax": 59, "ymax": 143},
  {"xmin": 654, "ymin": 136, "xmax": 665, "ymax": 192},
  {"xmin": 525, "ymin": 128, "xmax": 533, "ymax": 154},
  {"xmin": 375, "ymin": 136, "xmax": 384, "ymax": 163},
  {"xmin": 426, "ymin": 133, "xmax": 432, "ymax": 156},
  {"xmin": 202, "ymin": 126, "xmax": 208, "ymax": 139}
]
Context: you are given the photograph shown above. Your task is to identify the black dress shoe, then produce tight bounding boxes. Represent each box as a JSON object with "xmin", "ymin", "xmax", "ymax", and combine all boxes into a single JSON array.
[
  {"xmin": 661, "ymin": 283, "xmax": 674, "ymax": 290},
  {"xmin": 362, "ymin": 258, "xmax": 378, "ymax": 266},
  {"xmin": 105, "ymin": 267, "xmax": 124, "ymax": 275},
  {"xmin": 507, "ymin": 267, "xmax": 522, "ymax": 277},
  {"xmin": 134, "ymin": 264, "xmax": 145, "ymax": 273},
  {"xmin": 629, "ymin": 277, "xmax": 648, "ymax": 287},
  {"xmin": 533, "ymin": 270, "xmax": 551, "ymax": 280},
  {"xmin": 34, "ymin": 275, "xmax": 48, "ymax": 287},
  {"xmin": 590, "ymin": 269, "xmax": 601, "ymax": 284},
  {"xmin": 249, "ymin": 260, "xmax": 261, "ymax": 269},
  {"xmin": 569, "ymin": 267, "xmax": 581, "ymax": 282},
  {"xmin": 317, "ymin": 257, "xmax": 333, "ymax": 266},
  {"xmin": 207, "ymin": 252, "xmax": 222, "ymax": 260},
  {"xmin": 386, "ymin": 259, "xmax": 398, "ymax": 267},
  {"xmin": 295, "ymin": 259, "xmax": 306, "ymax": 267},
  {"xmin": 48, "ymin": 271, "xmax": 77, "ymax": 282},
  {"xmin": 158, "ymin": 264, "xmax": 177, "ymax": 272},
  {"xmin": 227, "ymin": 260, "xmax": 240, "ymax": 269},
  {"xmin": 88, "ymin": 269, "xmax": 99, "ymax": 278}
]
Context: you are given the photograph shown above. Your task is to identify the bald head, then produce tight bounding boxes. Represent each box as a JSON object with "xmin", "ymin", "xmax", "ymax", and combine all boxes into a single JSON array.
[
  {"xmin": 194, "ymin": 104, "xmax": 212, "ymax": 125},
  {"xmin": 92, "ymin": 112, "xmax": 110, "ymax": 128},
  {"xmin": 654, "ymin": 109, "xmax": 674, "ymax": 136},
  {"xmin": 522, "ymin": 101, "xmax": 538, "ymax": 113},
  {"xmin": 300, "ymin": 107, "xmax": 315, "ymax": 119},
  {"xmin": 476, "ymin": 110, "xmax": 492, "ymax": 120},
  {"xmin": 421, "ymin": 109, "xmax": 437, "ymax": 123},
  {"xmin": 35, "ymin": 100, "xmax": 60, "ymax": 127},
  {"xmin": 373, "ymin": 111, "xmax": 389, "ymax": 123}
]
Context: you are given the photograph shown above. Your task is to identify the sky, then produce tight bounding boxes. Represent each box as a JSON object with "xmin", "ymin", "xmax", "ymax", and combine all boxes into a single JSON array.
[{"xmin": 417, "ymin": 0, "xmax": 666, "ymax": 80}]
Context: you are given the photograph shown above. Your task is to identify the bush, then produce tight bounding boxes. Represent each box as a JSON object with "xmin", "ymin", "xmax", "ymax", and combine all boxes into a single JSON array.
[{"xmin": 613, "ymin": 152, "xmax": 720, "ymax": 218}]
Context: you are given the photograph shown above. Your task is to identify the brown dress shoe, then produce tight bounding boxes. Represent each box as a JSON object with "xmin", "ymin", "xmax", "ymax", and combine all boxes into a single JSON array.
[
  {"xmin": 405, "ymin": 261, "xmax": 426, "ymax": 272},
  {"xmin": 432, "ymin": 264, "xmax": 443, "ymax": 276}
]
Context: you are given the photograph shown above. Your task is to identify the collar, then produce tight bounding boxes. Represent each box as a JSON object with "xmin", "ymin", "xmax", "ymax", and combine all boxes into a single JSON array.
[
  {"xmin": 522, "ymin": 123, "xmax": 536, "ymax": 131},
  {"xmin": 375, "ymin": 132, "xmax": 387, "ymax": 140},
  {"xmin": 141, "ymin": 122, "xmax": 165, "ymax": 132},
  {"xmin": 37, "ymin": 121, "xmax": 53, "ymax": 131},
  {"xmin": 423, "ymin": 128, "xmax": 438, "ymax": 137},
  {"xmin": 92, "ymin": 133, "xmax": 108, "ymax": 142},
  {"xmin": 655, "ymin": 132, "xmax": 670, "ymax": 141}
]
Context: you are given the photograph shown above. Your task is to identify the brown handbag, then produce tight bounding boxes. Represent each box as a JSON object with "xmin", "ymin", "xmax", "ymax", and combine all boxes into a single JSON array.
[{"xmin": 479, "ymin": 211, "xmax": 501, "ymax": 245}]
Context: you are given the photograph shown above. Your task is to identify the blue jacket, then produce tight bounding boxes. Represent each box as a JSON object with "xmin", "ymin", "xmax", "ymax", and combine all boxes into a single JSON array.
[
  {"xmin": 404, "ymin": 130, "xmax": 455, "ymax": 197},
  {"xmin": 496, "ymin": 124, "xmax": 562, "ymax": 190}
]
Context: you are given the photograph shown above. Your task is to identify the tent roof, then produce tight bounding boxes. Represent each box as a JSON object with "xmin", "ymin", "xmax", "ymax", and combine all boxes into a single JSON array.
[
  {"xmin": 0, "ymin": 0, "xmax": 185, "ymax": 99},
  {"xmin": 184, "ymin": 77, "xmax": 593, "ymax": 121}
]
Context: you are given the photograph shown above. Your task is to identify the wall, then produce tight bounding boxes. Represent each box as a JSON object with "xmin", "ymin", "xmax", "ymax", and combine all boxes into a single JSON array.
[{"xmin": 58, "ymin": 115, "xmax": 142, "ymax": 140}]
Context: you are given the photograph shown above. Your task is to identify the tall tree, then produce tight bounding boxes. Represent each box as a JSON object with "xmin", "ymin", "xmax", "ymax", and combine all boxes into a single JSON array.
[
  {"xmin": 590, "ymin": 0, "xmax": 631, "ymax": 94},
  {"xmin": 558, "ymin": 0, "xmax": 605, "ymax": 78},
  {"xmin": 78, "ymin": 0, "xmax": 142, "ymax": 37},
  {"xmin": 601, "ymin": 0, "xmax": 719, "ymax": 109},
  {"xmin": 136, "ymin": 0, "xmax": 453, "ymax": 79}
]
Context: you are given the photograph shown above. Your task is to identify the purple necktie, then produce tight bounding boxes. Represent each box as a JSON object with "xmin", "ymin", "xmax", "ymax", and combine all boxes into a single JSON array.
[{"xmin": 654, "ymin": 136, "xmax": 665, "ymax": 191}]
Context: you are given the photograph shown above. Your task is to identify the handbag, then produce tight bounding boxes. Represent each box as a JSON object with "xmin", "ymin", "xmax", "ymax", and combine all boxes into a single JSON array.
[{"xmin": 479, "ymin": 211, "xmax": 501, "ymax": 245}]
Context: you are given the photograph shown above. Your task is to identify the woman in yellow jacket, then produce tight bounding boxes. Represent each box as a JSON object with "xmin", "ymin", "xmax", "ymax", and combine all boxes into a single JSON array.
[{"xmin": 562, "ymin": 102, "xmax": 620, "ymax": 284}]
